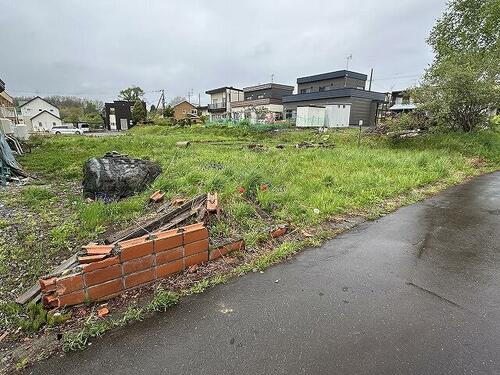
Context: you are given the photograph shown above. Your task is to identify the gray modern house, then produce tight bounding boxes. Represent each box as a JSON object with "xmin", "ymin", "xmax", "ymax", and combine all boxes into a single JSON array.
[{"xmin": 282, "ymin": 70, "xmax": 386, "ymax": 126}]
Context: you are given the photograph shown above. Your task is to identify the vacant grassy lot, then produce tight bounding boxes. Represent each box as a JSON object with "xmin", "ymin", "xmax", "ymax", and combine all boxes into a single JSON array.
[{"xmin": 1, "ymin": 124, "xmax": 499, "ymax": 310}]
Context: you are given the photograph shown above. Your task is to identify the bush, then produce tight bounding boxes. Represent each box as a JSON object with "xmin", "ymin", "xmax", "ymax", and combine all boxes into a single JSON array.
[{"xmin": 385, "ymin": 111, "xmax": 430, "ymax": 132}]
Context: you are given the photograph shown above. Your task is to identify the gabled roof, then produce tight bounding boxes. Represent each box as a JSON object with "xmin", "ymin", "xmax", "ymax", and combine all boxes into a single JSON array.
[
  {"xmin": 172, "ymin": 100, "xmax": 196, "ymax": 109},
  {"xmin": 297, "ymin": 70, "xmax": 367, "ymax": 84},
  {"xmin": 30, "ymin": 110, "xmax": 61, "ymax": 121},
  {"xmin": 19, "ymin": 96, "xmax": 59, "ymax": 110}
]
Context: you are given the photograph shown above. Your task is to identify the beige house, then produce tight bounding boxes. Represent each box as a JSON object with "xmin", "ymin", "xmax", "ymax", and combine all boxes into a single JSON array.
[{"xmin": 205, "ymin": 87, "xmax": 244, "ymax": 121}]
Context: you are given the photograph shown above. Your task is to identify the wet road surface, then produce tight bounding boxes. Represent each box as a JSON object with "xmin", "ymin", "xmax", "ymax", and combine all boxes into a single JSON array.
[{"xmin": 28, "ymin": 172, "xmax": 500, "ymax": 374}]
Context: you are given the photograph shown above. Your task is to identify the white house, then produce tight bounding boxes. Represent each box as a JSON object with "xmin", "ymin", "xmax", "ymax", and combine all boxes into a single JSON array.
[{"xmin": 19, "ymin": 96, "xmax": 61, "ymax": 132}]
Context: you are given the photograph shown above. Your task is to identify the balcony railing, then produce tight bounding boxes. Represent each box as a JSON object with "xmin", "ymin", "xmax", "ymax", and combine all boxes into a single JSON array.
[{"xmin": 208, "ymin": 101, "xmax": 227, "ymax": 110}]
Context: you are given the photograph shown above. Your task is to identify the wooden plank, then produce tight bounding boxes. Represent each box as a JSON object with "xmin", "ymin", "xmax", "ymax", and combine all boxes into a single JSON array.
[
  {"xmin": 105, "ymin": 194, "xmax": 207, "ymax": 244},
  {"xmin": 15, "ymin": 254, "xmax": 78, "ymax": 305}
]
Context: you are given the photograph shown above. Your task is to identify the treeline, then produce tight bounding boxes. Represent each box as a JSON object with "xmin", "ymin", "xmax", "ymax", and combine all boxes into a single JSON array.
[{"xmin": 14, "ymin": 96, "xmax": 104, "ymax": 125}]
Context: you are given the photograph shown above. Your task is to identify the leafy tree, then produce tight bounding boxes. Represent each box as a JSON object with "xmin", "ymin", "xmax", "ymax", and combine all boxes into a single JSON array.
[
  {"xmin": 163, "ymin": 105, "xmax": 175, "ymax": 118},
  {"xmin": 119, "ymin": 86, "xmax": 145, "ymax": 101},
  {"xmin": 132, "ymin": 100, "xmax": 147, "ymax": 124},
  {"xmin": 415, "ymin": 0, "xmax": 500, "ymax": 132},
  {"xmin": 168, "ymin": 96, "xmax": 186, "ymax": 106},
  {"xmin": 149, "ymin": 104, "xmax": 156, "ymax": 113}
]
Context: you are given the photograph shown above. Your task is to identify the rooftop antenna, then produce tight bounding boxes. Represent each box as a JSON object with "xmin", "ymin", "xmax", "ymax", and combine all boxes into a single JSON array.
[
  {"xmin": 346, "ymin": 54, "xmax": 352, "ymax": 70},
  {"xmin": 344, "ymin": 54, "xmax": 353, "ymax": 87}
]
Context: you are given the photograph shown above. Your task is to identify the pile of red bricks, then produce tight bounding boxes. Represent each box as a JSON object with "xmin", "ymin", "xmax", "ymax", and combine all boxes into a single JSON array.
[
  {"xmin": 39, "ymin": 222, "xmax": 287, "ymax": 309},
  {"xmin": 40, "ymin": 223, "xmax": 220, "ymax": 308}
]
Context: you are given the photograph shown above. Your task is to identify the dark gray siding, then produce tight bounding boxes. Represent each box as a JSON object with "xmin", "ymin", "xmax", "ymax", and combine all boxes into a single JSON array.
[
  {"xmin": 283, "ymin": 97, "xmax": 379, "ymax": 126},
  {"xmin": 298, "ymin": 77, "xmax": 366, "ymax": 93},
  {"xmin": 244, "ymin": 87, "xmax": 293, "ymax": 101}
]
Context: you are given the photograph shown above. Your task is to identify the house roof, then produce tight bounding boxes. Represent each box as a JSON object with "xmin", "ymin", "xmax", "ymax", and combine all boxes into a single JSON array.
[
  {"xmin": 205, "ymin": 86, "xmax": 243, "ymax": 94},
  {"xmin": 19, "ymin": 96, "xmax": 59, "ymax": 110},
  {"xmin": 282, "ymin": 88, "xmax": 385, "ymax": 103},
  {"xmin": 297, "ymin": 70, "xmax": 367, "ymax": 84},
  {"xmin": 172, "ymin": 100, "xmax": 196, "ymax": 109},
  {"xmin": 30, "ymin": 110, "xmax": 61, "ymax": 121},
  {"xmin": 243, "ymin": 83, "xmax": 294, "ymax": 92}
]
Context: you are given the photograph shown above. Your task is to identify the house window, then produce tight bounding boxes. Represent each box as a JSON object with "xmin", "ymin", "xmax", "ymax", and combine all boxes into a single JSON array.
[
  {"xmin": 257, "ymin": 94, "xmax": 264, "ymax": 99},
  {"xmin": 110, "ymin": 108, "xmax": 115, "ymax": 114},
  {"xmin": 50, "ymin": 109, "xmax": 53, "ymax": 112},
  {"xmin": 38, "ymin": 121, "xmax": 42, "ymax": 127},
  {"xmin": 53, "ymin": 122, "xmax": 56, "ymax": 125},
  {"xmin": 191, "ymin": 109, "xmax": 197, "ymax": 114},
  {"xmin": 39, "ymin": 108, "xmax": 42, "ymax": 111},
  {"xmin": 319, "ymin": 86, "xmax": 325, "ymax": 92}
]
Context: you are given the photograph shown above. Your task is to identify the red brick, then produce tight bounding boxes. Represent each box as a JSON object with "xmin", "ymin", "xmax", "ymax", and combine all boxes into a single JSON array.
[
  {"xmin": 78, "ymin": 254, "xmax": 107, "ymax": 264},
  {"xmin": 39, "ymin": 277, "xmax": 57, "ymax": 292},
  {"xmin": 184, "ymin": 251, "xmax": 208, "ymax": 268},
  {"xmin": 123, "ymin": 255, "xmax": 154, "ymax": 275},
  {"xmin": 118, "ymin": 237, "xmax": 154, "ymax": 262},
  {"xmin": 183, "ymin": 223, "xmax": 208, "ymax": 244},
  {"xmin": 156, "ymin": 246, "xmax": 183, "ymax": 265},
  {"xmin": 57, "ymin": 290, "xmax": 85, "ymax": 307},
  {"xmin": 84, "ymin": 264, "xmax": 122, "ymax": 287},
  {"xmin": 42, "ymin": 294, "xmax": 58, "ymax": 308},
  {"xmin": 82, "ymin": 244, "xmax": 114, "ymax": 255},
  {"xmin": 150, "ymin": 190, "xmax": 165, "ymax": 203},
  {"xmin": 185, "ymin": 238, "xmax": 209, "ymax": 256},
  {"xmin": 154, "ymin": 229, "xmax": 183, "ymax": 252},
  {"xmin": 209, "ymin": 239, "xmax": 243, "ymax": 261},
  {"xmin": 124, "ymin": 269, "xmax": 155, "ymax": 289},
  {"xmin": 270, "ymin": 227, "xmax": 287, "ymax": 238},
  {"xmin": 206, "ymin": 192, "xmax": 218, "ymax": 212},
  {"xmin": 56, "ymin": 274, "xmax": 84, "ymax": 295},
  {"xmin": 87, "ymin": 279, "xmax": 123, "ymax": 301},
  {"xmin": 82, "ymin": 256, "xmax": 120, "ymax": 273},
  {"xmin": 156, "ymin": 259, "xmax": 184, "ymax": 279}
]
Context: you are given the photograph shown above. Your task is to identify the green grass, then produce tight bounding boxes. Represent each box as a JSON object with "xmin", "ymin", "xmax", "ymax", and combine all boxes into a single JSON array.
[{"xmin": 1, "ymin": 125, "xmax": 497, "ymax": 317}]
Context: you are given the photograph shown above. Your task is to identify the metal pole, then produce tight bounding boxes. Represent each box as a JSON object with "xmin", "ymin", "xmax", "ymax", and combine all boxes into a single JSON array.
[{"xmin": 368, "ymin": 68, "xmax": 373, "ymax": 91}]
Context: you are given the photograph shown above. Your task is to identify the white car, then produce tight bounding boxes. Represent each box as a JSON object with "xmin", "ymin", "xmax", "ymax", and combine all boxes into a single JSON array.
[{"xmin": 50, "ymin": 125, "xmax": 84, "ymax": 135}]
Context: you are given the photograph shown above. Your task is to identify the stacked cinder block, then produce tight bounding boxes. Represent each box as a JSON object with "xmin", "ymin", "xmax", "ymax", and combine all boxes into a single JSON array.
[{"xmin": 40, "ymin": 223, "xmax": 210, "ymax": 308}]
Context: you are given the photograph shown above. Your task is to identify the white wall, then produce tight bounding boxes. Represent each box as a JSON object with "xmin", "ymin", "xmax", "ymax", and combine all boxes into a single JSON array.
[
  {"xmin": 31, "ymin": 112, "xmax": 62, "ymax": 131},
  {"xmin": 20, "ymin": 97, "xmax": 60, "ymax": 118}
]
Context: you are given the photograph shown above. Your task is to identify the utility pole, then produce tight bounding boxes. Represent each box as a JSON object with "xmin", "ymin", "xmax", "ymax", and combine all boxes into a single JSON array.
[
  {"xmin": 368, "ymin": 68, "xmax": 373, "ymax": 91},
  {"xmin": 198, "ymin": 93, "xmax": 201, "ymax": 107},
  {"xmin": 271, "ymin": 74, "xmax": 274, "ymax": 83}
]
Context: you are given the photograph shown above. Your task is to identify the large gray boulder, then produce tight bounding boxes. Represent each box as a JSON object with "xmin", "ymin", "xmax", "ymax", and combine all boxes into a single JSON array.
[{"xmin": 83, "ymin": 152, "xmax": 161, "ymax": 200}]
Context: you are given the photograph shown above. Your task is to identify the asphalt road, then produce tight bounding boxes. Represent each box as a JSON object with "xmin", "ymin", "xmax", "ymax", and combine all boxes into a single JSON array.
[{"xmin": 28, "ymin": 172, "xmax": 500, "ymax": 375}]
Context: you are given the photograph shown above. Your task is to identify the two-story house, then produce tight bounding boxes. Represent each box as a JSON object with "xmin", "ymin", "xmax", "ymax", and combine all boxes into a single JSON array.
[
  {"xmin": 104, "ymin": 101, "xmax": 135, "ymax": 131},
  {"xmin": 171, "ymin": 100, "xmax": 199, "ymax": 121},
  {"xmin": 205, "ymin": 87, "xmax": 244, "ymax": 121},
  {"xmin": 19, "ymin": 96, "xmax": 62, "ymax": 132},
  {"xmin": 231, "ymin": 83, "xmax": 294, "ymax": 123},
  {"xmin": 282, "ymin": 70, "xmax": 386, "ymax": 127}
]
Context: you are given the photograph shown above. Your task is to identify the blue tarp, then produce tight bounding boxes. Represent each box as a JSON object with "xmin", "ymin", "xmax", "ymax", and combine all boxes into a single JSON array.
[{"xmin": 0, "ymin": 131, "xmax": 24, "ymax": 176}]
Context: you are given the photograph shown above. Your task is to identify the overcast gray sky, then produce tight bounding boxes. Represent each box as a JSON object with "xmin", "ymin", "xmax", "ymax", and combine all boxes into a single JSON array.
[{"xmin": 1, "ymin": 0, "xmax": 446, "ymax": 106}]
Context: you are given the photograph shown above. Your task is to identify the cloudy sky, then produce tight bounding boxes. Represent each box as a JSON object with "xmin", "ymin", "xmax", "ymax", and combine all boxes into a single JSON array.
[{"xmin": 1, "ymin": 0, "xmax": 446, "ymax": 106}]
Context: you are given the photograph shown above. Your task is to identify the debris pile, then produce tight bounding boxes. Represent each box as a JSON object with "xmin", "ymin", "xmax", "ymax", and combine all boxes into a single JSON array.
[
  {"xmin": 40, "ymin": 223, "xmax": 210, "ymax": 308},
  {"xmin": 17, "ymin": 190, "xmax": 289, "ymax": 310},
  {"xmin": 82, "ymin": 151, "xmax": 162, "ymax": 200}
]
